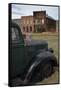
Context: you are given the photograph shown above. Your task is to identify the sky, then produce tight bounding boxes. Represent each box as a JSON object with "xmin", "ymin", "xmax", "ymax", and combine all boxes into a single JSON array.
[{"xmin": 12, "ymin": 4, "xmax": 59, "ymax": 20}]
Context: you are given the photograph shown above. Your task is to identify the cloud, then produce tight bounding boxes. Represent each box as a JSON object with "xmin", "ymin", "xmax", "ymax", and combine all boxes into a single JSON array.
[
  {"xmin": 12, "ymin": 4, "xmax": 59, "ymax": 20},
  {"xmin": 12, "ymin": 11, "xmax": 24, "ymax": 15},
  {"xmin": 12, "ymin": 4, "xmax": 21, "ymax": 11}
]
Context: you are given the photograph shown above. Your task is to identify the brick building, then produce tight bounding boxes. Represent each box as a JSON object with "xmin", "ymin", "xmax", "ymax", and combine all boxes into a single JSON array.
[
  {"xmin": 21, "ymin": 16, "xmax": 34, "ymax": 33},
  {"xmin": 21, "ymin": 11, "xmax": 56, "ymax": 33},
  {"xmin": 33, "ymin": 11, "xmax": 47, "ymax": 32}
]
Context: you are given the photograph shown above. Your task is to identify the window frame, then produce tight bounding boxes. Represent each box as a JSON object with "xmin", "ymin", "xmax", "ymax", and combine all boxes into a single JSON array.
[{"xmin": 11, "ymin": 23, "xmax": 24, "ymax": 44}]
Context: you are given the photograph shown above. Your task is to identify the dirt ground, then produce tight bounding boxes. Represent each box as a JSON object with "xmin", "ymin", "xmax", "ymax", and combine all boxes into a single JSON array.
[{"xmin": 36, "ymin": 67, "xmax": 59, "ymax": 85}]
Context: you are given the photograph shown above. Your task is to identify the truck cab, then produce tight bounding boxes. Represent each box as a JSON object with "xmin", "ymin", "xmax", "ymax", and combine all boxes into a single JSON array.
[{"xmin": 9, "ymin": 22, "xmax": 58, "ymax": 86}]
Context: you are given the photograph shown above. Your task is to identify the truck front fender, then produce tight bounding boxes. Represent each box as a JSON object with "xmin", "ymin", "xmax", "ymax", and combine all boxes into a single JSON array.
[{"xmin": 24, "ymin": 51, "xmax": 57, "ymax": 83}]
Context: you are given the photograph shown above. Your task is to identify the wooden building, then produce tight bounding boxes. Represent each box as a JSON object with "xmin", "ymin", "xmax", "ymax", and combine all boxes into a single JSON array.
[{"xmin": 16, "ymin": 11, "xmax": 57, "ymax": 33}]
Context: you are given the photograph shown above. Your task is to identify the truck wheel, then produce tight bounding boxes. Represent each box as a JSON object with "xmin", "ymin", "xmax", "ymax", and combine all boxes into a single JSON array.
[
  {"xmin": 28, "ymin": 64, "xmax": 43, "ymax": 83},
  {"xmin": 25, "ymin": 61, "xmax": 54, "ymax": 84},
  {"xmin": 30, "ymin": 62, "xmax": 53, "ymax": 83},
  {"xmin": 41, "ymin": 62, "xmax": 53, "ymax": 78}
]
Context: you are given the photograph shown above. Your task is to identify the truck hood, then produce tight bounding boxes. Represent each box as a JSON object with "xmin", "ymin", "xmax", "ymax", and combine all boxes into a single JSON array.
[
  {"xmin": 24, "ymin": 40, "xmax": 48, "ymax": 65},
  {"xmin": 25, "ymin": 39, "xmax": 48, "ymax": 48},
  {"xmin": 25, "ymin": 40, "xmax": 48, "ymax": 58}
]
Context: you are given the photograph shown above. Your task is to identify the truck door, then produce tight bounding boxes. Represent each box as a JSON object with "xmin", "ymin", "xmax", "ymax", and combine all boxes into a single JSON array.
[{"xmin": 10, "ymin": 23, "xmax": 26, "ymax": 79}]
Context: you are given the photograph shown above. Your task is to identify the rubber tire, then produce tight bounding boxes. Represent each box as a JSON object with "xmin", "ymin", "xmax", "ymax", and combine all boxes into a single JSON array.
[
  {"xmin": 41, "ymin": 62, "xmax": 53, "ymax": 79},
  {"xmin": 29, "ymin": 62, "xmax": 53, "ymax": 84},
  {"xmin": 29, "ymin": 64, "xmax": 43, "ymax": 83}
]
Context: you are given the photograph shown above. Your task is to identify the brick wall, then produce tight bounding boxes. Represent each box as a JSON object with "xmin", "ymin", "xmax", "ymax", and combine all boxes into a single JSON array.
[{"xmin": 21, "ymin": 16, "xmax": 34, "ymax": 33}]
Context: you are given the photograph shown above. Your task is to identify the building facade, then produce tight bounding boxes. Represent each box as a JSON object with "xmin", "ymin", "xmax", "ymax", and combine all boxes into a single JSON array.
[
  {"xmin": 21, "ymin": 16, "xmax": 34, "ymax": 33},
  {"xmin": 33, "ymin": 11, "xmax": 47, "ymax": 32},
  {"xmin": 21, "ymin": 11, "xmax": 57, "ymax": 33}
]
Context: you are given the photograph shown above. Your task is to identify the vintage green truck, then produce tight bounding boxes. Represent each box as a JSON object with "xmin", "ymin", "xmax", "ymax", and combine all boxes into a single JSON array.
[{"xmin": 9, "ymin": 22, "xmax": 58, "ymax": 86}]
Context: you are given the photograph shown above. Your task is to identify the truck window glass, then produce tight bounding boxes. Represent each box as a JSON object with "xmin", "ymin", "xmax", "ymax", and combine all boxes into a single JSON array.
[{"xmin": 12, "ymin": 27, "xmax": 20, "ymax": 41}]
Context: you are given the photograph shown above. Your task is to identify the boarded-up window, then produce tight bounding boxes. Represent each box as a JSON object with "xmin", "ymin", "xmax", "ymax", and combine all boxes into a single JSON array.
[
  {"xmin": 23, "ymin": 27, "xmax": 25, "ymax": 32},
  {"xmin": 30, "ymin": 26, "xmax": 32, "ymax": 32},
  {"xmin": 26, "ymin": 26, "xmax": 28, "ymax": 32}
]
